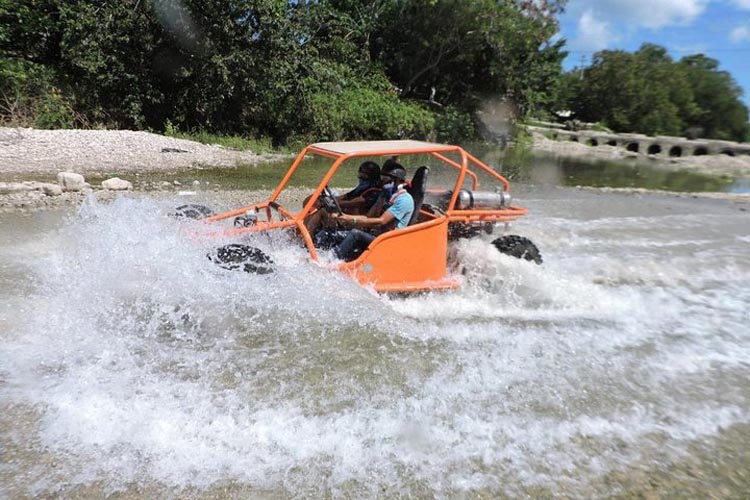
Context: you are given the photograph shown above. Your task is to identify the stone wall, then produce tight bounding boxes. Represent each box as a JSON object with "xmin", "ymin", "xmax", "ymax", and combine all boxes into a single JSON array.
[{"xmin": 528, "ymin": 126, "xmax": 750, "ymax": 158}]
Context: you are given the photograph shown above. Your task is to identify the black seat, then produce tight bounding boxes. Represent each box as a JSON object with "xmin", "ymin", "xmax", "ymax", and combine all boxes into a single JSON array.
[{"xmin": 406, "ymin": 166, "xmax": 429, "ymax": 225}]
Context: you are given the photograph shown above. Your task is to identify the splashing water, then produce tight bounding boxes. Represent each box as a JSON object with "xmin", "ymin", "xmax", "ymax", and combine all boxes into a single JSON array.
[{"xmin": 1, "ymin": 189, "xmax": 749, "ymax": 497}]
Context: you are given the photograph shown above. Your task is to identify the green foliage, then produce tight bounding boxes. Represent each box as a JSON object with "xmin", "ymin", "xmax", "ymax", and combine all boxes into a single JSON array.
[
  {"xmin": 435, "ymin": 106, "xmax": 476, "ymax": 143},
  {"xmin": 680, "ymin": 55, "xmax": 750, "ymax": 142},
  {"xmin": 308, "ymin": 85, "xmax": 435, "ymax": 141},
  {"xmin": 163, "ymin": 119, "xmax": 179, "ymax": 137},
  {"xmin": 1, "ymin": 0, "xmax": 568, "ymax": 144},
  {"xmin": 32, "ymin": 86, "xmax": 75, "ymax": 128},
  {"xmin": 163, "ymin": 118, "xmax": 283, "ymax": 153},
  {"xmin": 373, "ymin": 0, "xmax": 566, "ymax": 115},
  {"xmin": 0, "ymin": 57, "xmax": 77, "ymax": 127}
]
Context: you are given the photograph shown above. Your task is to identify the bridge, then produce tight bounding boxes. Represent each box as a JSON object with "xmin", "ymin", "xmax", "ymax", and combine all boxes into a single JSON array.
[{"xmin": 528, "ymin": 125, "xmax": 750, "ymax": 158}]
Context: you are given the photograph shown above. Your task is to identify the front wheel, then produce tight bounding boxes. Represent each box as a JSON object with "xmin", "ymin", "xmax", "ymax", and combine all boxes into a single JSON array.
[
  {"xmin": 208, "ymin": 244, "xmax": 274, "ymax": 274},
  {"xmin": 491, "ymin": 235, "xmax": 543, "ymax": 265}
]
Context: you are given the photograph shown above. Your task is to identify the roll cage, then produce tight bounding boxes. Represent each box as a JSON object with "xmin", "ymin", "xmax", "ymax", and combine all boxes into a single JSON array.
[{"xmin": 202, "ymin": 140, "xmax": 528, "ymax": 291}]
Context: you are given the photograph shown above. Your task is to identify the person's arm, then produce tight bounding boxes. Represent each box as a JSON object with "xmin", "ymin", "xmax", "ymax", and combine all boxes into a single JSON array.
[
  {"xmin": 338, "ymin": 196, "xmax": 365, "ymax": 209},
  {"xmin": 366, "ymin": 193, "xmax": 386, "ymax": 217},
  {"xmin": 333, "ymin": 210, "xmax": 395, "ymax": 229}
]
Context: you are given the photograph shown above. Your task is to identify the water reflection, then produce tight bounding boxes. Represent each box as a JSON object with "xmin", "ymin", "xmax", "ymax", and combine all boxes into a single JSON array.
[
  {"xmin": 80, "ymin": 148, "xmax": 745, "ymax": 194},
  {"xmin": 548, "ymin": 155, "xmax": 739, "ymax": 193}
]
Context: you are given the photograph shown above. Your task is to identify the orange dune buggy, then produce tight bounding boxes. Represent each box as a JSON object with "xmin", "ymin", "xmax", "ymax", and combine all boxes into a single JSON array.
[{"xmin": 174, "ymin": 140, "xmax": 541, "ymax": 293}]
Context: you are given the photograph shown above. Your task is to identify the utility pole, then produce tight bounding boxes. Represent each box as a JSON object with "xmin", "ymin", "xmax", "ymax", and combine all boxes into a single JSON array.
[{"xmin": 579, "ymin": 54, "xmax": 586, "ymax": 80}]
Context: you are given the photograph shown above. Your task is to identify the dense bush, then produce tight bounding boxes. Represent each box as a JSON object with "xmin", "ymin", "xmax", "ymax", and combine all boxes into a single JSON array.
[{"xmin": 0, "ymin": 59, "xmax": 77, "ymax": 128}]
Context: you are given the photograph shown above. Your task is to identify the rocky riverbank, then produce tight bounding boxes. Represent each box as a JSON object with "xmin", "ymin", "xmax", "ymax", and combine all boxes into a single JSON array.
[
  {"xmin": 0, "ymin": 127, "xmax": 284, "ymax": 175},
  {"xmin": 0, "ymin": 127, "xmax": 288, "ymax": 212}
]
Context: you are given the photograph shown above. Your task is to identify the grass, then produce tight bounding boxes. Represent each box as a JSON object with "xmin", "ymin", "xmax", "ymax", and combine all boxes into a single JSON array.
[
  {"xmin": 167, "ymin": 130, "xmax": 282, "ymax": 153},
  {"xmin": 162, "ymin": 121, "xmax": 298, "ymax": 154}
]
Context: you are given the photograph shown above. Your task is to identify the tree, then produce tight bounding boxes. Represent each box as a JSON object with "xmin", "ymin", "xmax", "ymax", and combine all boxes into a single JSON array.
[
  {"xmin": 372, "ymin": 0, "xmax": 566, "ymax": 114},
  {"xmin": 556, "ymin": 43, "xmax": 749, "ymax": 141},
  {"xmin": 680, "ymin": 54, "xmax": 749, "ymax": 142}
]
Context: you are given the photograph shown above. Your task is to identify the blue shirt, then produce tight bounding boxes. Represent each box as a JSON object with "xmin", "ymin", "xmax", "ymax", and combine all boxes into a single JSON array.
[{"xmin": 386, "ymin": 189, "xmax": 414, "ymax": 229}]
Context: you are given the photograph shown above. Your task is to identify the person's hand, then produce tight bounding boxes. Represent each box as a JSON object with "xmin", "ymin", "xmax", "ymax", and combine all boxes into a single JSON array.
[{"xmin": 331, "ymin": 213, "xmax": 355, "ymax": 228}]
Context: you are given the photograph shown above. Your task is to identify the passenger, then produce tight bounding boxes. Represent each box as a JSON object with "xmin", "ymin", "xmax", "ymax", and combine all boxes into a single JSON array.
[
  {"xmin": 331, "ymin": 166, "xmax": 414, "ymax": 261},
  {"xmin": 364, "ymin": 158, "xmax": 404, "ymax": 218}
]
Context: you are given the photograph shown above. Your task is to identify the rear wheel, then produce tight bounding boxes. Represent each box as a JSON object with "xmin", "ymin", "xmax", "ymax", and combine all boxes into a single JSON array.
[
  {"xmin": 491, "ymin": 235, "xmax": 543, "ymax": 265},
  {"xmin": 171, "ymin": 204, "xmax": 215, "ymax": 220},
  {"xmin": 209, "ymin": 244, "xmax": 274, "ymax": 274}
]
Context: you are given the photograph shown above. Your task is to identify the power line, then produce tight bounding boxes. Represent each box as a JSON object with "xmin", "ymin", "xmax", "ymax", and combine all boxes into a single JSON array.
[{"xmin": 566, "ymin": 48, "xmax": 750, "ymax": 53}]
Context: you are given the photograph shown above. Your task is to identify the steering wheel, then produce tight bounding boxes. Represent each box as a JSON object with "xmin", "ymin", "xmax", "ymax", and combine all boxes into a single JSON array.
[{"xmin": 319, "ymin": 186, "xmax": 343, "ymax": 215}]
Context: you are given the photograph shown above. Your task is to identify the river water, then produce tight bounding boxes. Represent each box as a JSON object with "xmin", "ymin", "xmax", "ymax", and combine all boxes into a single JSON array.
[{"xmin": 1, "ymin": 172, "xmax": 750, "ymax": 497}]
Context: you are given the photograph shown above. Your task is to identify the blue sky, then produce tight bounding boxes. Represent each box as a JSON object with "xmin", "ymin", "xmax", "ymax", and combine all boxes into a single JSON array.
[{"xmin": 557, "ymin": 0, "xmax": 750, "ymax": 107}]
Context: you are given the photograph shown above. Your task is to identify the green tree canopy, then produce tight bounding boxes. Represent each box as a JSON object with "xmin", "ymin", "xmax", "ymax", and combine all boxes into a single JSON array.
[
  {"xmin": 555, "ymin": 43, "xmax": 749, "ymax": 142},
  {"xmin": 1, "ymin": 0, "xmax": 568, "ymax": 143}
]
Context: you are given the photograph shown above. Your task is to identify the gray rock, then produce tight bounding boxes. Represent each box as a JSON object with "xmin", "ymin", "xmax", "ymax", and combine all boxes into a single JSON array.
[
  {"xmin": 57, "ymin": 172, "xmax": 86, "ymax": 192},
  {"xmin": 101, "ymin": 177, "xmax": 133, "ymax": 191},
  {"xmin": 41, "ymin": 183, "xmax": 63, "ymax": 196}
]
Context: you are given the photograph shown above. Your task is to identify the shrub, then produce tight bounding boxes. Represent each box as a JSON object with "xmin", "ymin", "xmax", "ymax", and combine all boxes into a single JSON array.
[
  {"xmin": 307, "ymin": 84, "xmax": 435, "ymax": 141},
  {"xmin": 435, "ymin": 106, "xmax": 476, "ymax": 143},
  {"xmin": 33, "ymin": 87, "xmax": 75, "ymax": 128},
  {"xmin": 0, "ymin": 59, "xmax": 76, "ymax": 128}
]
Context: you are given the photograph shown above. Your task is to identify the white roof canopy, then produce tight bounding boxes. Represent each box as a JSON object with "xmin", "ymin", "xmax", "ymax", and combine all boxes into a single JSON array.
[{"xmin": 309, "ymin": 140, "xmax": 457, "ymax": 155}]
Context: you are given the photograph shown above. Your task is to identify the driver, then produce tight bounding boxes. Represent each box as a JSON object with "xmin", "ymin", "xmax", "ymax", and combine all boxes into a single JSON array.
[
  {"xmin": 336, "ymin": 161, "xmax": 382, "ymax": 214},
  {"xmin": 304, "ymin": 161, "xmax": 382, "ymax": 247},
  {"xmin": 330, "ymin": 166, "xmax": 414, "ymax": 262}
]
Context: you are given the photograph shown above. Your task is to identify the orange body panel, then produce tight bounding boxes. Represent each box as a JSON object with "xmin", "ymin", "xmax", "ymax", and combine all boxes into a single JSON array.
[{"xmin": 335, "ymin": 217, "xmax": 458, "ymax": 292}]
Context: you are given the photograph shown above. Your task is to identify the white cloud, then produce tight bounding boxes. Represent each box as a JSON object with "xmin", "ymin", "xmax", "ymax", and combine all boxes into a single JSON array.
[
  {"xmin": 729, "ymin": 0, "xmax": 750, "ymax": 10},
  {"xmin": 568, "ymin": 0, "xmax": 708, "ymax": 30},
  {"xmin": 576, "ymin": 10, "xmax": 615, "ymax": 51},
  {"xmin": 729, "ymin": 25, "xmax": 750, "ymax": 42}
]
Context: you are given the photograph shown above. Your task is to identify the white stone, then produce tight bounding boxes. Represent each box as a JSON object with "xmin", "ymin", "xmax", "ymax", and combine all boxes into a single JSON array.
[
  {"xmin": 41, "ymin": 183, "xmax": 63, "ymax": 196},
  {"xmin": 57, "ymin": 172, "xmax": 86, "ymax": 192},
  {"xmin": 192, "ymin": 180, "xmax": 200, "ymax": 187},
  {"xmin": 101, "ymin": 177, "xmax": 133, "ymax": 191}
]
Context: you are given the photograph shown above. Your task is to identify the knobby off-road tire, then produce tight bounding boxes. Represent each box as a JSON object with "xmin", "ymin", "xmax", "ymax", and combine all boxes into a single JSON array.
[
  {"xmin": 491, "ymin": 235, "xmax": 543, "ymax": 265},
  {"xmin": 209, "ymin": 244, "xmax": 275, "ymax": 274},
  {"xmin": 171, "ymin": 204, "xmax": 215, "ymax": 220}
]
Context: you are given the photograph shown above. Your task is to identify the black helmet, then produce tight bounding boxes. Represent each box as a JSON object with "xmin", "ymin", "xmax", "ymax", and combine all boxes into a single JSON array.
[
  {"xmin": 382, "ymin": 158, "xmax": 402, "ymax": 175},
  {"xmin": 385, "ymin": 166, "xmax": 407, "ymax": 183},
  {"xmin": 382, "ymin": 159, "xmax": 406, "ymax": 182},
  {"xmin": 358, "ymin": 161, "xmax": 380, "ymax": 182}
]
